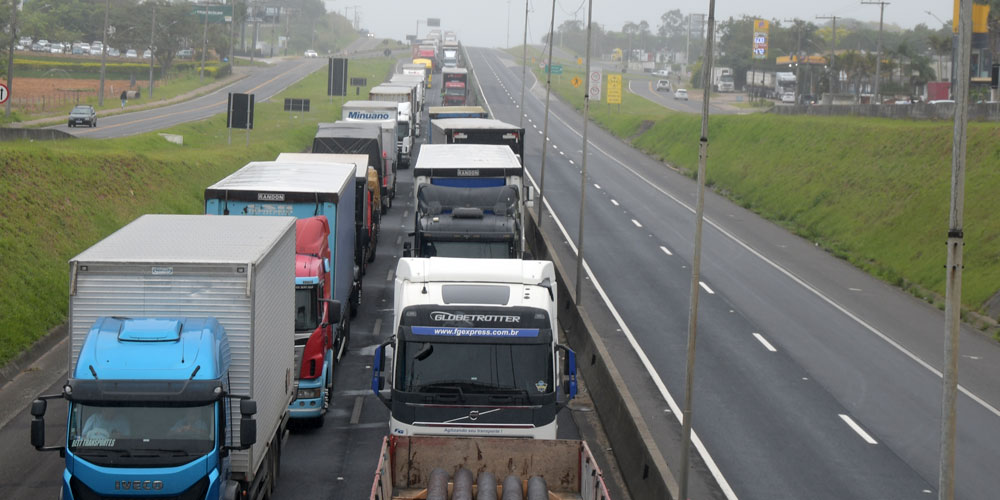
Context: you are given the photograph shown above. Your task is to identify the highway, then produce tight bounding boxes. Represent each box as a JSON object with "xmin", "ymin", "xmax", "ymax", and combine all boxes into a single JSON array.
[
  {"xmin": 0, "ymin": 53, "xmax": 616, "ymax": 499},
  {"xmin": 465, "ymin": 46, "xmax": 1000, "ymax": 500}
]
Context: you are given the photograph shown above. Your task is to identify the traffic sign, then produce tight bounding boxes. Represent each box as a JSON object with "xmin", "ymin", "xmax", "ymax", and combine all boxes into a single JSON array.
[
  {"xmin": 577, "ymin": 57, "xmax": 583, "ymax": 65},
  {"xmin": 606, "ymin": 74, "xmax": 622, "ymax": 104},
  {"xmin": 0, "ymin": 83, "xmax": 8, "ymax": 104},
  {"xmin": 546, "ymin": 64, "xmax": 562, "ymax": 75},
  {"xmin": 571, "ymin": 76, "xmax": 582, "ymax": 88},
  {"xmin": 588, "ymin": 69, "xmax": 603, "ymax": 101}
]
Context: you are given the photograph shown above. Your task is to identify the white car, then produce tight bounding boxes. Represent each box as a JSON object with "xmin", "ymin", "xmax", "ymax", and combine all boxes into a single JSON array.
[
  {"xmin": 655, "ymin": 79, "xmax": 671, "ymax": 92},
  {"xmin": 653, "ymin": 69, "xmax": 670, "ymax": 77},
  {"xmin": 304, "ymin": 49, "xmax": 318, "ymax": 58},
  {"xmin": 673, "ymin": 88, "xmax": 688, "ymax": 101},
  {"xmin": 780, "ymin": 92, "xmax": 796, "ymax": 104},
  {"xmin": 143, "ymin": 49, "xmax": 152, "ymax": 59},
  {"xmin": 125, "ymin": 49, "xmax": 138, "ymax": 58}
]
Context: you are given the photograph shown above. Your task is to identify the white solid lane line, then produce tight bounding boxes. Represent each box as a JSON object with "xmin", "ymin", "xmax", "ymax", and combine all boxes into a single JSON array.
[
  {"xmin": 699, "ymin": 281, "xmax": 715, "ymax": 294},
  {"xmin": 660, "ymin": 245, "xmax": 672, "ymax": 256},
  {"xmin": 631, "ymin": 219, "xmax": 642, "ymax": 228},
  {"xmin": 839, "ymin": 414, "xmax": 878, "ymax": 445},
  {"xmin": 611, "ymin": 199, "xmax": 620, "ymax": 206},
  {"xmin": 752, "ymin": 333, "xmax": 777, "ymax": 352}
]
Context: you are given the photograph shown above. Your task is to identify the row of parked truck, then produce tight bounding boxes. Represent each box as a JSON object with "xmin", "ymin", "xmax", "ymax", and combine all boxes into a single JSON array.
[{"xmin": 29, "ymin": 46, "xmax": 611, "ymax": 499}]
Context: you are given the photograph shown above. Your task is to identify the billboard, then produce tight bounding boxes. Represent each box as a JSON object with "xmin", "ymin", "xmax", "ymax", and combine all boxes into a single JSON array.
[
  {"xmin": 606, "ymin": 74, "xmax": 622, "ymax": 104},
  {"xmin": 191, "ymin": 5, "xmax": 234, "ymax": 24},
  {"xmin": 752, "ymin": 19, "xmax": 769, "ymax": 60}
]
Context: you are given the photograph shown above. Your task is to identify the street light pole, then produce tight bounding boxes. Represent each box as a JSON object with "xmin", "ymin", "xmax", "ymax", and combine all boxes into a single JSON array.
[
  {"xmin": 5, "ymin": 0, "xmax": 19, "ymax": 117},
  {"xmin": 98, "ymin": 0, "xmax": 111, "ymax": 106},
  {"xmin": 574, "ymin": 0, "xmax": 594, "ymax": 303},
  {"xmin": 518, "ymin": 0, "xmax": 528, "ymax": 128},
  {"xmin": 200, "ymin": 0, "xmax": 209, "ymax": 81},
  {"xmin": 148, "ymin": 3, "xmax": 155, "ymax": 98}
]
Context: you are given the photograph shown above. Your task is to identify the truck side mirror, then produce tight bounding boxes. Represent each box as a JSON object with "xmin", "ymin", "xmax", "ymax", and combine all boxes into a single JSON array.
[
  {"xmin": 524, "ymin": 185, "xmax": 535, "ymax": 208},
  {"xmin": 30, "ymin": 395, "xmax": 64, "ymax": 452},
  {"xmin": 240, "ymin": 399, "xmax": 257, "ymax": 417},
  {"xmin": 372, "ymin": 339, "xmax": 393, "ymax": 409},
  {"xmin": 239, "ymin": 417, "xmax": 256, "ymax": 449},
  {"xmin": 30, "ymin": 399, "xmax": 47, "ymax": 417},
  {"xmin": 372, "ymin": 345, "xmax": 386, "ymax": 392},
  {"xmin": 556, "ymin": 345, "xmax": 578, "ymax": 400},
  {"xmin": 320, "ymin": 299, "xmax": 342, "ymax": 324},
  {"xmin": 31, "ymin": 416, "xmax": 46, "ymax": 449}
]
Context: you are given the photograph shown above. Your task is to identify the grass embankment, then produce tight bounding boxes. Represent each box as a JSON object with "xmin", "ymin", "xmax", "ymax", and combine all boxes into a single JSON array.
[
  {"xmin": 531, "ymin": 65, "xmax": 1000, "ymax": 333},
  {"xmin": 0, "ymin": 57, "xmax": 395, "ymax": 366}
]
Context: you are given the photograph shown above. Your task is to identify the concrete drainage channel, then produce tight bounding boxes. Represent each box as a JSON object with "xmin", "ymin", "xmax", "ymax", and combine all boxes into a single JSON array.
[{"xmin": 526, "ymin": 208, "xmax": 723, "ymax": 500}]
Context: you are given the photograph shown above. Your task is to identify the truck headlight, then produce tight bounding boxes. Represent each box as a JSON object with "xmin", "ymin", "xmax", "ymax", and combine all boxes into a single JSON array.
[{"xmin": 297, "ymin": 388, "xmax": 322, "ymax": 400}]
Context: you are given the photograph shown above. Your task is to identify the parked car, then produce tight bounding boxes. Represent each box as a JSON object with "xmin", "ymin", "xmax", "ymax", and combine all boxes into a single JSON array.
[
  {"xmin": 780, "ymin": 92, "xmax": 796, "ymax": 104},
  {"xmin": 15, "ymin": 44, "xmax": 26, "ymax": 51},
  {"xmin": 68, "ymin": 105, "xmax": 97, "ymax": 128},
  {"xmin": 108, "ymin": 48, "xmax": 121, "ymax": 57},
  {"xmin": 90, "ymin": 47, "xmax": 102, "ymax": 55},
  {"xmin": 19, "ymin": 37, "xmax": 32, "ymax": 46},
  {"xmin": 655, "ymin": 79, "xmax": 671, "ymax": 92},
  {"xmin": 653, "ymin": 69, "xmax": 670, "ymax": 77},
  {"xmin": 304, "ymin": 49, "xmax": 318, "ymax": 58},
  {"xmin": 37, "ymin": 39, "xmax": 50, "ymax": 47},
  {"xmin": 49, "ymin": 42, "xmax": 65, "ymax": 53},
  {"xmin": 143, "ymin": 49, "xmax": 152, "ymax": 59},
  {"xmin": 176, "ymin": 48, "xmax": 193, "ymax": 58},
  {"xmin": 673, "ymin": 88, "xmax": 688, "ymax": 100},
  {"xmin": 125, "ymin": 49, "xmax": 138, "ymax": 58},
  {"xmin": 31, "ymin": 43, "xmax": 46, "ymax": 52}
]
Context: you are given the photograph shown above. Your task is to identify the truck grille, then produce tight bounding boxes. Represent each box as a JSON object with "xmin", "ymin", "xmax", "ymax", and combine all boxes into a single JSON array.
[{"xmin": 70, "ymin": 476, "xmax": 209, "ymax": 500}]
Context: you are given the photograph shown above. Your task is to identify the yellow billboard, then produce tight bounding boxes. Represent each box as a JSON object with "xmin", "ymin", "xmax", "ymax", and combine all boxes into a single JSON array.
[{"xmin": 606, "ymin": 74, "xmax": 622, "ymax": 105}]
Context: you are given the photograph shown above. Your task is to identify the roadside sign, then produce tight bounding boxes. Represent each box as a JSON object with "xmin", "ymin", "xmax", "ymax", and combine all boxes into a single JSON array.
[
  {"xmin": 546, "ymin": 64, "xmax": 562, "ymax": 75},
  {"xmin": 577, "ymin": 57, "xmax": 583, "ymax": 65},
  {"xmin": 571, "ymin": 76, "xmax": 582, "ymax": 88},
  {"xmin": 190, "ymin": 5, "xmax": 233, "ymax": 24},
  {"xmin": 0, "ymin": 83, "xmax": 8, "ymax": 104},
  {"xmin": 588, "ymin": 68, "xmax": 602, "ymax": 101},
  {"xmin": 606, "ymin": 74, "xmax": 622, "ymax": 104}
]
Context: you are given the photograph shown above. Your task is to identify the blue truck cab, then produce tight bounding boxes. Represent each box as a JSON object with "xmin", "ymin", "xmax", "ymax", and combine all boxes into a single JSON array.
[{"xmin": 32, "ymin": 317, "xmax": 258, "ymax": 499}]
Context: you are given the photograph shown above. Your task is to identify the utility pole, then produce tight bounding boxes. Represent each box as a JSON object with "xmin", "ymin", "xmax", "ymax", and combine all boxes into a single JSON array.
[
  {"xmin": 816, "ymin": 15, "xmax": 839, "ymax": 94},
  {"xmin": 148, "ymin": 3, "xmax": 155, "ymax": 98},
  {"xmin": 200, "ymin": 0, "xmax": 210, "ymax": 81},
  {"xmin": 98, "ymin": 0, "xmax": 111, "ymax": 106},
  {"xmin": 575, "ymin": 0, "xmax": 594, "ymax": 303},
  {"xmin": 537, "ymin": 0, "xmax": 557, "ymax": 223},
  {"xmin": 5, "ymin": 0, "xmax": 20, "ymax": 117},
  {"xmin": 678, "ymin": 0, "xmax": 717, "ymax": 498},
  {"xmin": 518, "ymin": 0, "xmax": 528, "ymax": 128},
  {"xmin": 506, "ymin": 0, "xmax": 511, "ymax": 49},
  {"xmin": 939, "ymin": 1, "xmax": 971, "ymax": 499},
  {"xmin": 862, "ymin": 1, "xmax": 890, "ymax": 103}
]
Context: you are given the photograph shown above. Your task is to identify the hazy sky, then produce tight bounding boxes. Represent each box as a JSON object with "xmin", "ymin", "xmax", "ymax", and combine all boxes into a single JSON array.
[{"xmin": 326, "ymin": 0, "xmax": 955, "ymax": 49}]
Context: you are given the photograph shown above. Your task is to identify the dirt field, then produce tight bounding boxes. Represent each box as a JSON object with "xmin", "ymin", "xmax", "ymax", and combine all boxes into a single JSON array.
[{"xmin": 8, "ymin": 78, "xmax": 139, "ymax": 113}]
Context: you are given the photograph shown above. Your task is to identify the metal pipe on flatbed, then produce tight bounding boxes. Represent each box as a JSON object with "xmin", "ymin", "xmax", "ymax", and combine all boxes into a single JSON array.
[
  {"xmin": 427, "ymin": 468, "xmax": 450, "ymax": 500},
  {"xmin": 526, "ymin": 476, "xmax": 548, "ymax": 500},
  {"xmin": 501, "ymin": 474, "xmax": 523, "ymax": 500},
  {"xmin": 453, "ymin": 467, "xmax": 474, "ymax": 500},
  {"xmin": 476, "ymin": 471, "xmax": 498, "ymax": 500}
]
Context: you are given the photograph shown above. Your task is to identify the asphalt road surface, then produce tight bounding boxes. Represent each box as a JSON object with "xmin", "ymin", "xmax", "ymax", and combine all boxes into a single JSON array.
[
  {"xmin": 465, "ymin": 46, "xmax": 1000, "ymax": 500},
  {"xmin": 47, "ymin": 58, "xmax": 328, "ymax": 139}
]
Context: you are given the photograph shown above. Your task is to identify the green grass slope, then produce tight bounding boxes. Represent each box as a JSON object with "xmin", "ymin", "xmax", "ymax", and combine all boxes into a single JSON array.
[
  {"xmin": 533, "ymin": 65, "xmax": 1000, "ymax": 331},
  {"xmin": 0, "ymin": 57, "xmax": 394, "ymax": 366}
]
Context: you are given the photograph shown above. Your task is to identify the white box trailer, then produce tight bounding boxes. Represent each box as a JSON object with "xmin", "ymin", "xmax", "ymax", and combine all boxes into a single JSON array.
[
  {"xmin": 342, "ymin": 101, "xmax": 399, "ymax": 202},
  {"xmin": 68, "ymin": 214, "xmax": 296, "ymax": 484}
]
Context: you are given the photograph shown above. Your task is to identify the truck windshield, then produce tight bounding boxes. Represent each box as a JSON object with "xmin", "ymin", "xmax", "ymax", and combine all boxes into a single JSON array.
[
  {"xmin": 397, "ymin": 122, "xmax": 409, "ymax": 140},
  {"xmin": 444, "ymin": 87, "xmax": 466, "ymax": 96},
  {"xmin": 295, "ymin": 285, "xmax": 320, "ymax": 332},
  {"xmin": 422, "ymin": 241, "xmax": 513, "ymax": 258},
  {"xmin": 398, "ymin": 341, "xmax": 553, "ymax": 397},
  {"xmin": 69, "ymin": 403, "xmax": 215, "ymax": 465}
]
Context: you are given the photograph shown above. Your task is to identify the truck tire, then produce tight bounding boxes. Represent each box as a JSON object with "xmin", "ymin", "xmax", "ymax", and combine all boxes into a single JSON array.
[
  {"xmin": 350, "ymin": 284, "xmax": 360, "ymax": 318},
  {"xmin": 338, "ymin": 319, "xmax": 351, "ymax": 359}
]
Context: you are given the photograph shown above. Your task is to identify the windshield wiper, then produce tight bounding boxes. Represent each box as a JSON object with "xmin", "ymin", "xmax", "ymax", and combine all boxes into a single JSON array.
[{"xmin": 74, "ymin": 448, "xmax": 130, "ymax": 458}]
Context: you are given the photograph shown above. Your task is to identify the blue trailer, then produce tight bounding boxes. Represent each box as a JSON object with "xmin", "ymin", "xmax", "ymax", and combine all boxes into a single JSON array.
[
  {"xmin": 204, "ymin": 161, "xmax": 356, "ymax": 422},
  {"xmin": 30, "ymin": 214, "xmax": 297, "ymax": 500}
]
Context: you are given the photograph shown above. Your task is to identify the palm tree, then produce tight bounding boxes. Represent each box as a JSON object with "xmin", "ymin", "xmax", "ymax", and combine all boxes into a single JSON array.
[
  {"xmin": 622, "ymin": 21, "xmax": 638, "ymax": 69},
  {"xmin": 927, "ymin": 33, "xmax": 951, "ymax": 81}
]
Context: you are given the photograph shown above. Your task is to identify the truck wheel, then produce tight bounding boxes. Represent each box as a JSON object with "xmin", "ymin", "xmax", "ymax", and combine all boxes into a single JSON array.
[{"xmin": 337, "ymin": 320, "xmax": 351, "ymax": 360}]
